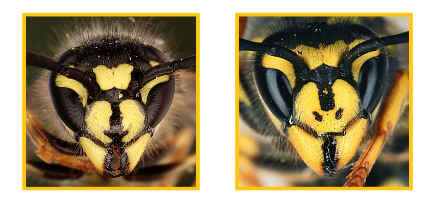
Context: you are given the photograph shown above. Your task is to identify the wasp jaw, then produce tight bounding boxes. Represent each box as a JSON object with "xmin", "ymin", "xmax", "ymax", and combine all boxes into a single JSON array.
[{"xmin": 103, "ymin": 147, "xmax": 130, "ymax": 177}]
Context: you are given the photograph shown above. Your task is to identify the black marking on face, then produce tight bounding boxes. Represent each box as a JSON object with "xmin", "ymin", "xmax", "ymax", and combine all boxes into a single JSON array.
[
  {"xmin": 105, "ymin": 104, "xmax": 128, "ymax": 142},
  {"xmin": 309, "ymin": 65, "xmax": 339, "ymax": 112},
  {"xmin": 321, "ymin": 134, "xmax": 338, "ymax": 177},
  {"xmin": 104, "ymin": 152, "xmax": 116, "ymax": 171},
  {"xmin": 335, "ymin": 108, "xmax": 344, "ymax": 120},
  {"xmin": 103, "ymin": 152, "xmax": 118, "ymax": 177},
  {"xmin": 312, "ymin": 111, "xmax": 323, "ymax": 122},
  {"xmin": 103, "ymin": 143, "xmax": 130, "ymax": 177},
  {"xmin": 318, "ymin": 85, "xmax": 335, "ymax": 111},
  {"xmin": 118, "ymin": 151, "xmax": 130, "ymax": 174}
]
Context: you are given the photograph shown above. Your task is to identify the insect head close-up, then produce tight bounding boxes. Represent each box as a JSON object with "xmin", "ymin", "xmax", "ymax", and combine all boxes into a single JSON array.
[
  {"xmin": 238, "ymin": 16, "xmax": 411, "ymax": 187},
  {"xmin": 25, "ymin": 16, "xmax": 197, "ymax": 187}
]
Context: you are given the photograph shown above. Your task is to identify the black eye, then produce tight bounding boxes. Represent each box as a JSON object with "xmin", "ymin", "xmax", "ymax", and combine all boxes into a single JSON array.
[
  {"xmin": 144, "ymin": 75, "xmax": 175, "ymax": 128},
  {"xmin": 49, "ymin": 73, "xmax": 86, "ymax": 132},
  {"xmin": 254, "ymin": 67, "xmax": 293, "ymax": 123},
  {"xmin": 357, "ymin": 56, "xmax": 389, "ymax": 115}
]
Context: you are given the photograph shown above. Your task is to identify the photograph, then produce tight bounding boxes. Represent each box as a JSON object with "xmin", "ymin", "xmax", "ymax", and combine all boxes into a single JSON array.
[
  {"xmin": 24, "ymin": 14, "xmax": 198, "ymax": 188},
  {"xmin": 237, "ymin": 15, "xmax": 411, "ymax": 188}
]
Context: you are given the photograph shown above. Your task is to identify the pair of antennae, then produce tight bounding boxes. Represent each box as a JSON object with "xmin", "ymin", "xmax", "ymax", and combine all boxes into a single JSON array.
[
  {"xmin": 137, "ymin": 56, "xmax": 196, "ymax": 88},
  {"xmin": 240, "ymin": 31, "xmax": 409, "ymax": 78},
  {"xmin": 27, "ymin": 52, "xmax": 101, "ymax": 95},
  {"xmin": 26, "ymin": 52, "xmax": 196, "ymax": 96}
]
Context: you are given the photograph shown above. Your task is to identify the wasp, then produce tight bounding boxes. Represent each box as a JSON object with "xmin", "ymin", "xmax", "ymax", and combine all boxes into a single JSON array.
[
  {"xmin": 239, "ymin": 17, "xmax": 410, "ymax": 187},
  {"xmin": 25, "ymin": 16, "xmax": 197, "ymax": 187}
]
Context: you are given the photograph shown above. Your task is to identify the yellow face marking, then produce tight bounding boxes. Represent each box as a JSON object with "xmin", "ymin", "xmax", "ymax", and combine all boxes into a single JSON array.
[
  {"xmin": 149, "ymin": 61, "xmax": 160, "ymax": 67},
  {"xmin": 335, "ymin": 118, "xmax": 368, "ymax": 169},
  {"xmin": 140, "ymin": 75, "xmax": 170, "ymax": 104},
  {"xmin": 119, "ymin": 100, "xmax": 146, "ymax": 142},
  {"xmin": 79, "ymin": 137, "xmax": 107, "ymax": 173},
  {"xmin": 262, "ymin": 55, "xmax": 296, "ymax": 88},
  {"xmin": 292, "ymin": 40, "xmax": 347, "ymax": 70},
  {"xmin": 124, "ymin": 134, "xmax": 150, "ymax": 173},
  {"xmin": 348, "ymin": 39, "xmax": 381, "ymax": 82},
  {"xmin": 260, "ymin": 39, "xmax": 380, "ymax": 82},
  {"xmin": 55, "ymin": 72, "xmax": 88, "ymax": 107},
  {"xmin": 93, "ymin": 64, "xmax": 134, "ymax": 90},
  {"xmin": 294, "ymin": 80, "xmax": 360, "ymax": 135},
  {"xmin": 288, "ymin": 78, "xmax": 365, "ymax": 175},
  {"xmin": 85, "ymin": 101, "xmax": 112, "ymax": 143},
  {"xmin": 287, "ymin": 118, "xmax": 368, "ymax": 176},
  {"xmin": 351, "ymin": 51, "xmax": 380, "ymax": 82},
  {"xmin": 288, "ymin": 125, "xmax": 324, "ymax": 175}
]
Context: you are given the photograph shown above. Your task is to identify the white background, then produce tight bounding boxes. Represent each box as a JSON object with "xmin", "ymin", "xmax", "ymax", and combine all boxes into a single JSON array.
[{"xmin": 1, "ymin": 0, "xmax": 434, "ymax": 200}]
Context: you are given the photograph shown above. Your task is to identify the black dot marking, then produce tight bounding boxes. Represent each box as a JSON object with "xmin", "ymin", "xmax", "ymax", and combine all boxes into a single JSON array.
[
  {"xmin": 335, "ymin": 108, "xmax": 343, "ymax": 120},
  {"xmin": 313, "ymin": 111, "xmax": 323, "ymax": 122}
]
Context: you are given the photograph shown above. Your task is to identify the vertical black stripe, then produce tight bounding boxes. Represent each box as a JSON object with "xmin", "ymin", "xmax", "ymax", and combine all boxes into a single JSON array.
[
  {"xmin": 104, "ymin": 104, "xmax": 128, "ymax": 142},
  {"xmin": 317, "ymin": 83, "xmax": 335, "ymax": 111},
  {"xmin": 321, "ymin": 135, "xmax": 338, "ymax": 177}
]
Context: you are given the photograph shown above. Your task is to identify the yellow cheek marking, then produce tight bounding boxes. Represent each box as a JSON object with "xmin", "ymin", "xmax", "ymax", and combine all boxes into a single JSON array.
[
  {"xmin": 288, "ymin": 125, "xmax": 324, "ymax": 175},
  {"xmin": 262, "ymin": 55, "xmax": 296, "ymax": 88},
  {"xmin": 85, "ymin": 101, "xmax": 112, "ymax": 143},
  {"xmin": 294, "ymin": 80, "xmax": 359, "ymax": 135},
  {"xmin": 348, "ymin": 39, "xmax": 381, "ymax": 82},
  {"xmin": 331, "ymin": 80, "xmax": 360, "ymax": 123},
  {"xmin": 55, "ymin": 73, "xmax": 88, "ymax": 107},
  {"xmin": 292, "ymin": 40, "xmax": 347, "ymax": 70},
  {"xmin": 119, "ymin": 100, "xmax": 146, "ymax": 142},
  {"xmin": 288, "ymin": 119, "xmax": 368, "ymax": 175},
  {"xmin": 93, "ymin": 64, "xmax": 134, "ymax": 90},
  {"xmin": 140, "ymin": 75, "xmax": 169, "ymax": 104},
  {"xmin": 79, "ymin": 137, "xmax": 107, "ymax": 173},
  {"xmin": 351, "ymin": 50, "xmax": 380, "ymax": 82},
  {"xmin": 347, "ymin": 39, "xmax": 366, "ymax": 50},
  {"xmin": 124, "ymin": 134, "xmax": 150, "ymax": 173},
  {"xmin": 335, "ymin": 118, "xmax": 368, "ymax": 170},
  {"xmin": 149, "ymin": 61, "xmax": 160, "ymax": 67}
]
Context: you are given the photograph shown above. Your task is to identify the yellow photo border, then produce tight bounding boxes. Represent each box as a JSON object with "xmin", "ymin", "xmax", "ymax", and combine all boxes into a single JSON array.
[
  {"xmin": 22, "ymin": 13, "xmax": 200, "ymax": 190},
  {"xmin": 235, "ymin": 13, "xmax": 413, "ymax": 190}
]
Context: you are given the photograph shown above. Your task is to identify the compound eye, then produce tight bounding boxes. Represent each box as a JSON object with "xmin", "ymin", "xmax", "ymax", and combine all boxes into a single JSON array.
[
  {"xmin": 140, "ymin": 74, "xmax": 175, "ymax": 128},
  {"xmin": 255, "ymin": 67, "xmax": 293, "ymax": 122},
  {"xmin": 49, "ymin": 73, "xmax": 87, "ymax": 132},
  {"xmin": 357, "ymin": 56, "xmax": 388, "ymax": 114}
]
